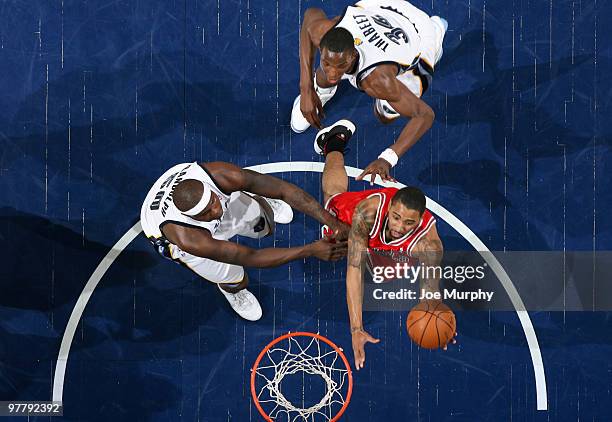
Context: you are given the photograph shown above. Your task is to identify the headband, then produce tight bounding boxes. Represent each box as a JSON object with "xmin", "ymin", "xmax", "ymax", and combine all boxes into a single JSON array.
[{"xmin": 181, "ymin": 181, "xmax": 212, "ymax": 217}]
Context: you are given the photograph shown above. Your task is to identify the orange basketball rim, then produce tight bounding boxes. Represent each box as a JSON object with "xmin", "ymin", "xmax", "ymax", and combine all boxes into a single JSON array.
[{"xmin": 250, "ymin": 331, "xmax": 353, "ymax": 421}]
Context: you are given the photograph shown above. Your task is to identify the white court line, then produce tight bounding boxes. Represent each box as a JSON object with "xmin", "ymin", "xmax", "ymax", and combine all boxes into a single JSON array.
[
  {"xmin": 52, "ymin": 222, "xmax": 142, "ymax": 402},
  {"xmin": 52, "ymin": 161, "xmax": 548, "ymax": 410}
]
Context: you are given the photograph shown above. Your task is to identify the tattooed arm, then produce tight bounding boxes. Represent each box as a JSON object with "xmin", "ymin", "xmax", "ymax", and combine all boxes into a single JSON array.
[
  {"xmin": 410, "ymin": 223, "xmax": 456, "ymax": 349},
  {"xmin": 411, "ymin": 224, "xmax": 444, "ymax": 296},
  {"xmin": 204, "ymin": 162, "xmax": 350, "ymax": 240},
  {"xmin": 347, "ymin": 198, "xmax": 381, "ymax": 370}
]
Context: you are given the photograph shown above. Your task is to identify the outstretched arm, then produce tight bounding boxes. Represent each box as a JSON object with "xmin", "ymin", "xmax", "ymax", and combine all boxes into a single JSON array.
[
  {"xmin": 412, "ymin": 224, "xmax": 443, "ymax": 296},
  {"xmin": 162, "ymin": 223, "xmax": 347, "ymax": 268},
  {"xmin": 411, "ymin": 224, "xmax": 456, "ymax": 350},
  {"xmin": 346, "ymin": 199, "xmax": 381, "ymax": 369},
  {"xmin": 358, "ymin": 65, "xmax": 435, "ymax": 184},
  {"xmin": 207, "ymin": 162, "xmax": 350, "ymax": 240},
  {"xmin": 298, "ymin": 8, "xmax": 338, "ymax": 129},
  {"xmin": 299, "ymin": 8, "xmax": 330, "ymax": 92}
]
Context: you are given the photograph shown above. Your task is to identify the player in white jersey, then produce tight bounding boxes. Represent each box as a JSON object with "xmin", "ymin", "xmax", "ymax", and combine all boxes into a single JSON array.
[
  {"xmin": 141, "ymin": 161, "xmax": 349, "ymax": 321},
  {"xmin": 291, "ymin": 0, "xmax": 447, "ymax": 183}
]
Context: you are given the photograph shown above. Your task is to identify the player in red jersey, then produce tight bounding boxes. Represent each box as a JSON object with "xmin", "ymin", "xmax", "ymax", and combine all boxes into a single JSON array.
[{"xmin": 316, "ymin": 119, "xmax": 455, "ymax": 369}]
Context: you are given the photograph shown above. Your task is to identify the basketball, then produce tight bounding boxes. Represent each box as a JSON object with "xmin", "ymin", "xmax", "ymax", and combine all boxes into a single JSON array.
[{"xmin": 407, "ymin": 300, "xmax": 456, "ymax": 349}]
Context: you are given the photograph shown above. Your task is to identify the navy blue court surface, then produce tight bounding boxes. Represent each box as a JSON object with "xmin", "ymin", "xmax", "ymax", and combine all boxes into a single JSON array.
[{"xmin": 1, "ymin": 0, "xmax": 611, "ymax": 420}]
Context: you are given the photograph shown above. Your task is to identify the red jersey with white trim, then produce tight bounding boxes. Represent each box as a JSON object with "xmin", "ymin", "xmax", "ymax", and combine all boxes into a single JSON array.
[{"xmin": 324, "ymin": 187, "xmax": 436, "ymax": 252}]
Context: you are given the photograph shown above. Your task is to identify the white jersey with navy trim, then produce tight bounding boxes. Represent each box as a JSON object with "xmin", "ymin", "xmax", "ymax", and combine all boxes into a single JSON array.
[
  {"xmin": 141, "ymin": 162, "xmax": 271, "ymax": 284},
  {"xmin": 141, "ymin": 162, "xmax": 270, "ymax": 243},
  {"xmin": 337, "ymin": 0, "xmax": 439, "ymax": 89},
  {"xmin": 140, "ymin": 162, "xmax": 231, "ymax": 241}
]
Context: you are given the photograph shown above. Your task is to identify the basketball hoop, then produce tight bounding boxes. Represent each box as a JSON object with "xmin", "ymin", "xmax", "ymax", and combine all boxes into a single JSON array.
[{"xmin": 250, "ymin": 332, "xmax": 353, "ymax": 421}]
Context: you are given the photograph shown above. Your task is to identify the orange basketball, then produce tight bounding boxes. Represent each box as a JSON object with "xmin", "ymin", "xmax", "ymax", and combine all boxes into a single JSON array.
[{"xmin": 406, "ymin": 300, "xmax": 456, "ymax": 349}]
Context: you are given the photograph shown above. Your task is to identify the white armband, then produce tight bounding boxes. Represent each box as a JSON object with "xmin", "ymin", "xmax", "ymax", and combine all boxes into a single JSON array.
[{"xmin": 378, "ymin": 148, "xmax": 399, "ymax": 167}]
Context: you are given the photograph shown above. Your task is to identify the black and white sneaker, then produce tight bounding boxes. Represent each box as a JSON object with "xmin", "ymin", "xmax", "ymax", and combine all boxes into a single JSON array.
[{"xmin": 313, "ymin": 119, "xmax": 356, "ymax": 156}]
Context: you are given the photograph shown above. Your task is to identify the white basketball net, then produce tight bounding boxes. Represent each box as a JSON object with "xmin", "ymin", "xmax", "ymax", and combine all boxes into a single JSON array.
[{"xmin": 252, "ymin": 334, "xmax": 350, "ymax": 421}]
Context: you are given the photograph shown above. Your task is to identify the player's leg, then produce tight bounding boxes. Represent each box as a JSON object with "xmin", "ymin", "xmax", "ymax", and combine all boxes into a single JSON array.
[
  {"xmin": 169, "ymin": 245, "xmax": 263, "ymax": 321},
  {"xmin": 323, "ymin": 151, "xmax": 347, "ymax": 205},
  {"xmin": 218, "ymin": 273, "xmax": 249, "ymax": 293},
  {"xmin": 314, "ymin": 120, "xmax": 356, "ymax": 204},
  {"xmin": 373, "ymin": 98, "xmax": 402, "ymax": 124},
  {"xmin": 251, "ymin": 194, "xmax": 293, "ymax": 227},
  {"xmin": 248, "ymin": 195, "xmax": 276, "ymax": 238},
  {"xmin": 224, "ymin": 192, "xmax": 293, "ymax": 242},
  {"xmin": 216, "ymin": 273, "xmax": 264, "ymax": 321}
]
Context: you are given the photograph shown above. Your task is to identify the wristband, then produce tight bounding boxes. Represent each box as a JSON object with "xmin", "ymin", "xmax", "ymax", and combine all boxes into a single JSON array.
[{"xmin": 378, "ymin": 148, "xmax": 399, "ymax": 167}]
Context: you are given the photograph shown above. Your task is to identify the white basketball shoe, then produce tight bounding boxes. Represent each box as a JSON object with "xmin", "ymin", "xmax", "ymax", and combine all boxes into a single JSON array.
[
  {"xmin": 263, "ymin": 198, "xmax": 293, "ymax": 224},
  {"xmin": 290, "ymin": 78, "xmax": 338, "ymax": 133},
  {"xmin": 218, "ymin": 285, "xmax": 263, "ymax": 321}
]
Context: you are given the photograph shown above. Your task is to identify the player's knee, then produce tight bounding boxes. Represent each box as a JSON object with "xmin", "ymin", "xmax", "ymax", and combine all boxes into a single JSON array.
[
  {"xmin": 374, "ymin": 99, "xmax": 400, "ymax": 124},
  {"xmin": 263, "ymin": 209, "xmax": 275, "ymax": 237},
  {"xmin": 252, "ymin": 195, "xmax": 276, "ymax": 237},
  {"xmin": 374, "ymin": 109, "xmax": 399, "ymax": 125},
  {"xmin": 220, "ymin": 273, "xmax": 249, "ymax": 293},
  {"xmin": 257, "ymin": 214, "xmax": 275, "ymax": 238}
]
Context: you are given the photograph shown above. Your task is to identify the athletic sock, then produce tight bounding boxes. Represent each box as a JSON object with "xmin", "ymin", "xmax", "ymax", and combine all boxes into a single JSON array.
[{"xmin": 324, "ymin": 135, "xmax": 347, "ymax": 156}]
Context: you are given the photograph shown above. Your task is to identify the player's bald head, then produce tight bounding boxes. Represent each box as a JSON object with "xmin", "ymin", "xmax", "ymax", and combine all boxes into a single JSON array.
[{"xmin": 174, "ymin": 179, "xmax": 205, "ymax": 212}]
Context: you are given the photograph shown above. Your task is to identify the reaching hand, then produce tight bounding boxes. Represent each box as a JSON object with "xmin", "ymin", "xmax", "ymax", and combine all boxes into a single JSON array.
[
  {"xmin": 351, "ymin": 329, "xmax": 380, "ymax": 370},
  {"xmin": 356, "ymin": 158, "xmax": 396, "ymax": 185},
  {"xmin": 308, "ymin": 238, "xmax": 347, "ymax": 261},
  {"xmin": 329, "ymin": 221, "xmax": 351, "ymax": 242},
  {"xmin": 300, "ymin": 88, "xmax": 324, "ymax": 129},
  {"xmin": 443, "ymin": 332, "xmax": 458, "ymax": 351}
]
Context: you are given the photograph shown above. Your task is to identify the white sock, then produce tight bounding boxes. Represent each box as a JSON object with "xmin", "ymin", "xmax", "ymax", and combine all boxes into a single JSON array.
[{"xmin": 221, "ymin": 282, "xmax": 241, "ymax": 291}]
